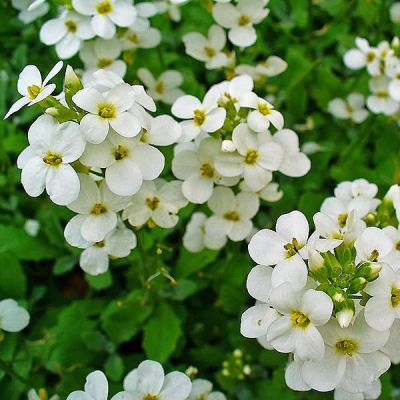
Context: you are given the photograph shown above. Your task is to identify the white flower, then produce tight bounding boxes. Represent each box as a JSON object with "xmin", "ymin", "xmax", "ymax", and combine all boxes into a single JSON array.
[
  {"xmin": 80, "ymin": 130, "xmax": 164, "ymax": 196},
  {"xmin": 334, "ymin": 380, "xmax": 381, "ymax": 400},
  {"xmin": 183, "ymin": 212, "xmax": 227, "ymax": 252},
  {"xmin": 268, "ymin": 129, "xmax": 311, "ymax": 177},
  {"xmin": 205, "ymin": 187, "xmax": 259, "ymax": 242},
  {"xmin": 215, "ymin": 123, "xmax": 284, "ymax": 192},
  {"xmin": 248, "ymin": 210, "xmax": 310, "ymax": 290},
  {"xmin": 301, "ymin": 314, "xmax": 390, "ymax": 393},
  {"xmin": 335, "ymin": 179, "xmax": 378, "ymax": 201},
  {"xmin": 172, "ymin": 137, "xmax": 238, "ymax": 204},
  {"xmin": 188, "ymin": 379, "xmax": 226, "ymax": 400},
  {"xmin": 367, "ymin": 76, "xmax": 399, "ymax": 115},
  {"xmin": 66, "ymin": 370, "xmax": 131, "ymax": 400},
  {"xmin": 213, "ymin": 0, "xmax": 270, "ymax": 47},
  {"xmin": 140, "ymin": 115, "xmax": 182, "ymax": 146},
  {"xmin": 183, "ymin": 25, "xmax": 228, "ymax": 69},
  {"xmin": 354, "ymin": 227, "xmax": 393, "ymax": 264},
  {"xmin": 65, "ymin": 222, "xmax": 136, "ymax": 275},
  {"xmin": 255, "ymin": 56, "xmax": 288, "ymax": 77},
  {"xmin": 72, "ymin": 84, "xmax": 138, "ymax": 143},
  {"xmin": 390, "ymin": 3, "xmax": 400, "ymax": 23},
  {"xmin": 80, "ymin": 38, "xmax": 127, "ymax": 79},
  {"xmin": 153, "ymin": 0, "xmax": 189, "ymax": 22},
  {"xmin": 66, "ymin": 174, "xmax": 130, "ymax": 242},
  {"xmin": 11, "ymin": 0, "xmax": 49, "ymax": 24},
  {"xmin": 40, "ymin": 11, "xmax": 95, "ymax": 59},
  {"xmin": 5, "ymin": 61, "xmax": 63, "ymax": 119},
  {"xmin": 172, "ymin": 94, "xmax": 226, "ymax": 142},
  {"xmin": 240, "ymin": 92, "xmax": 284, "ymax": 132},
  {"xmin": 267, "ymin": 283, "xmax": 333, "ymax": 360},
  {"xmin": 71, "ymin": 0, "xmax": 136, "ymax": 39},
  {"xmin": 313, "ymin": 210, "xmax": 365, "ymax": 252},
  {"xmin": 382, "ymin": 319, "xmax": 400, "ymax": 363},
  {"xmin": 0, "ymin": 299, "xmax": 30, "ymax": 332},
  {"xmin": 343, "ymin": 37, "xmax": 380, "ymax": 75},
  {"xmin": 206, "ymin": 75, "xmax": 253, "ymax": 110},
  {"xmin": 17, "ymin": 115, "xmax": 85, "ymax": 206},
  {"xmin": 137, "ymin": 68, "xmax": 184, "ymax": 104},
  {"xmin": 328, "ymin": 93, "xmax": 369, "ymax": 123},
  {"xmin": 123, "ymin": 179, "xmax": 188, "ymax": 228},
  {"xmin": 120, "ymin": 23, "xmax": 161, "ymax": 50},
  {"xmin": 387, "ymin": 61, "xmax": 400, "ymax": 101},
  {"xmin": 364, "ymin": 263, "xmax": 400, "ymax": 331},
  {"xmin": 123, "ymin": 360, "xmax": 192, "ymax": 400}
]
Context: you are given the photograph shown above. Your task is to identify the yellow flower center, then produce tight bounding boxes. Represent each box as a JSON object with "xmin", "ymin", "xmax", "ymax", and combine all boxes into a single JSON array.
[
  {"xmin": 95, "ymin": 240, "xmax": 106, "ymax": 248},
  {"xmin": 204, "ymin": 46, "xmax": 216, "ymax": 57},
  {"xmin": 335, "ymin": 339, "xmax": 358, "ymax": 356},
  {"xmin": 290, "ymin": 310, "xmax": 310, "ymax": 329},
  {"xmin": 193, "ymin": 109, "xmax": 206, "ymax": 126},
  {"xmin": 337, "ymin": 213, "xmax": 348, "ymax": 228},
  {"xmin": 146, "ymin": 197, "xmax": 160, "ymax": 210},
  {"xmin": 224, "ymin": 211, "xmax": 240, "ymax": 221},
  {"xmin": 154, "ymin": 81, "xmax": 165, "ymax": 94},
  {"xmin": 257, "ymin": 102, "xmax": 271, "ymax": 116},
  {"xmin": 396, "ymin": 241, "xmax": 400, "ymax": 251},
  {"xmin": 244, "ymin": 149, "xmax": 259, "ymax": 165},
  {"xmin": 96, "ymin": 0, "xmax": 113, "ymax": 15},
  {"xmin": 91, "ymin": 203, "xmax": 108, "ymax": 215},
  {"xmin": 97, "ymin": 58, "xmax": 113, "ymax": 68},
  {"xmin": 38, "ymin": 389, "xmax": 48, "ymax": 400},
  {"xmin": 200, "ymin": 163, "xmax": 214, "ymax": 178},
  {"xmin": 238, "ymin": 14, "xmax": 251, "ymax": 26},
  {"xmin": 98, "ymin": 103, "xmax": 116, "ymax": 119},
  {"xmin": 114, "ymin": 145, "xmax": 129, "ymax": 161},
  {"xmin": 43, "ymin": 152, "xmax": 62, "ymax": 166},
  {"xmin": 391, "ymin": 286, "xmax": 400, "ymax": 308},
  {"xmin": 127, "ymin": 33, "xmax": 139, "ymax": 44},
  {"xmin": 284, "ymin": 238, "xmax": 301, "ymax": 257},
  {"xmin": 366, "ymin": 52, "xmax": 376, "ymax": 63},
  {"xmin": 377, "ymin": 91, "xmax": 388, "ymax": 98},
  {"xmin": 144, "ymin": 395, "xmax": 159, "ymax": 400},
  {"xmin": 27, "ymin": 84, "xmax": 41, "ymax": 100},
  {"xmin": 65, "ymin": 20, "xmax": 77, "ymax": 33},
  {"xmin": 368, "ymin": 249, "xmax": 379, "ymax": 262}
]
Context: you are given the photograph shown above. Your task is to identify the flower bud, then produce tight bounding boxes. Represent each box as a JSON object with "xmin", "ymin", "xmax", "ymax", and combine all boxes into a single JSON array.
[
  {"xmin": 308, "ymin": 250, "xmax": 328, "ymax": 282},
  {"xmin": 335, "ymin": 300, "xmax": 355, "ymax": 328},
  {"xmin": 64, "ymin": 65, "xmax": 83, "ymax": 96},
  {"xmin": 221, "ymin": 139, "xmax": 237, "ymax": 153},
  {"xmin": 355, "ymin": 261, "xmax": 382, "ymax": 282},
  {"xmin": 348, "ymin": 277, "xmax": 367, "ymax": 294}
]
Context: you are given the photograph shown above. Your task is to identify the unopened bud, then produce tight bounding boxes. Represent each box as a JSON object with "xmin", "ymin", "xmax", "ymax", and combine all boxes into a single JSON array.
[
  {"xmin": 221, "ymin": 139, "xmax": 237, "ymax": 153},
  {"xmin": 309, "ymin": 250, "xmax": 328, "ymax": 282},
  {"xmin": 321, "ymin": 251, "xmax": 342, "ymax": 276},
  {"xmin": 348, "ymin": 277, "xmax": 368, "ymax": 294},
  {"xmin": 355, "ymin": 261, "xmax": 382, "ymax": 282},
  {"xmin": 335, "ymin": 300, "xmax": 355, "ymax": 328},
  {"xmin": 64, "ymin": 65, "xmax": 83, "ymax": 95}
]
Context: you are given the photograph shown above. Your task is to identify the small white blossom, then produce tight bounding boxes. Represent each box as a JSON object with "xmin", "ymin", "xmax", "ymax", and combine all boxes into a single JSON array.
[
  {"xmin": 0, "ymin": 299, "xmax": 30, "ymax": 333},
  {"xmin": 5, "ymin": 61, "xmax": 63, "ymax": 119},
  {"xmin": 17, "ymin": 115, "xmax": 85, "ymax": 206},
  {"xmin": 137, "ymin": 68, "xmax": 184, "ymax": 104},
  {"xmin": 72, "ymin": 0, "xmax": 136, "ymax": 39},
  {"xmin": 123, "ymin": 360, "xmax": 192, "ymax": 400},
  {"xmin": 328, "ymin": 93, "xmax": 369, "ymax": 123}
]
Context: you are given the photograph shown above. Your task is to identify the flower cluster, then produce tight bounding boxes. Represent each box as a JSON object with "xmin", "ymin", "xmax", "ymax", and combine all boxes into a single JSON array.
[
  {"xmin": 176, "ymin": 75, "xmax": 311, "ymax": 252},
  {"xmin": 330, "ymin": 36, "xmax": 400, "ymax": 123},
  {"xmin": 66, "ymin": 359, "xmax": 225, "ymax": 400},
  {"xmin": 241, "ymin": 178, "xmax": 400, "ymax": 398},
  {"xmin": 6, "ymin": 62, "xmax": 190, "ymax": 276}
]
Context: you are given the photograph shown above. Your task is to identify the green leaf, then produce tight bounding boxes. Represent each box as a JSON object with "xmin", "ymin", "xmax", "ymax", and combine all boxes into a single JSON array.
[
  {"xmin": 0, "ymin": 253, "xmax": 26, "ymax": 298},
  {"xmin": 143, "ymin": 302, "xmax": 182, "ymax": 363},
  {"xmin": 0, "ymin": 225, "xmax": 58, "ymax": 261}
]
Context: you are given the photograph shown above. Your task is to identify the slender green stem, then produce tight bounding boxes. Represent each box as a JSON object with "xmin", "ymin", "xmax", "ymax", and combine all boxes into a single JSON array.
[{"xmin": 0, "ymin": 358, "xmax": 31, "ymax": 387}]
